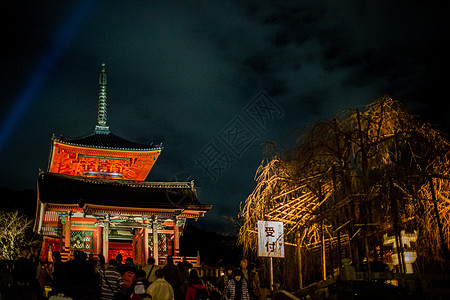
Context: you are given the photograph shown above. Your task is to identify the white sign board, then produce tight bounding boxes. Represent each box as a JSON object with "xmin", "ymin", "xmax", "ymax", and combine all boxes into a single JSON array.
[{"xmin": 258, "ymin": 220, "xmax": 285, "ymax": 258}]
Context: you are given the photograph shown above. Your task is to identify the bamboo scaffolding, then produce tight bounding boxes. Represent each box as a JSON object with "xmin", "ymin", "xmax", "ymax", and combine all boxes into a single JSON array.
[{"xmin": 239, "ymin": 96, "xmax": 450, "ymax": 289}]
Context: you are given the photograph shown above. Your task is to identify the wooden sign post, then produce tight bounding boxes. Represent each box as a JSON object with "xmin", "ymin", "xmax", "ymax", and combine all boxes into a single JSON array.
[{"xmin": 257, "ymin": 220, "xmax": 285, "ymax": 290}]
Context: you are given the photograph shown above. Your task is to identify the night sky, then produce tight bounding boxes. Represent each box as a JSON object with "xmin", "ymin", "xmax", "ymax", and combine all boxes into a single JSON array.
[{"xmin": 2, "ymin": 1, "xmax": 449, "ymax": 233}]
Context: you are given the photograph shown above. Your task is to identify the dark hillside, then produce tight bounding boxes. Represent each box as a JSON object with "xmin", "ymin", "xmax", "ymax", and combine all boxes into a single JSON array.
[{"xmin": 0, "ymin": 187, "xmax": 36, "ymax": 218}]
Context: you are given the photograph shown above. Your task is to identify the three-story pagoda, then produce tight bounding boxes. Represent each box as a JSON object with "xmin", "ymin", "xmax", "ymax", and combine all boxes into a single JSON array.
[{"xmin": 34, "ymin": 64, "xmax": 211, "ymax": 264}]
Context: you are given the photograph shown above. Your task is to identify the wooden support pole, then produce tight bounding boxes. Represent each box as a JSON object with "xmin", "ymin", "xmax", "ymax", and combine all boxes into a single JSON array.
[
  {"xmin": 363, "ymin": 226, "xmax": 371, "ymax": 280},
  {"xmin": 336, "ymin": 219, "xmax": 342, "ymax": 275},
  {"xmin": 296, "ymin": 232, "xmax": 303, "ymax": 289},
  {"xmin": 321, "ymin": 220, "xmax": 326, "ymax": 280},
  {"xmin": 269, "ymin": 257, "xmax": 274, "ymax": 291},
  {"xmin": 332, "ymin": 165, "xmax": 342, "ymax": 275},
  {"xmin": 328, "ymin": 233, "xmax": 333, "ymax": 276},
  {"xmin": 429, "ymin": 178, "xmax": 450, "ymax": 262},
  {"xmin": 389, "ymin": 181, "xmax": 405, "ymax": 274}
]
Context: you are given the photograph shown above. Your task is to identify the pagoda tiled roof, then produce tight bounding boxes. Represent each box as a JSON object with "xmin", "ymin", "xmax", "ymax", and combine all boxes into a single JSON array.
[
  {"xmin": 38, "ymin": 172, "xmax": 211, "ymax": 211},
  {"xmin": 53, "ymin": 132, "xmax": 162, "ymax": 151}
]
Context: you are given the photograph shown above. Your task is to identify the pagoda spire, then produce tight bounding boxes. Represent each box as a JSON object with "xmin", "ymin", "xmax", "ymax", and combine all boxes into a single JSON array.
[{"xmin": 95, "ymin": 63, "xmax": 110, "ymax": 134}]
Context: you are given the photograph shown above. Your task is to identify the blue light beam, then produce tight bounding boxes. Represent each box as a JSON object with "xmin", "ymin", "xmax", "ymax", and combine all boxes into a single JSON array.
[{"xmin": 0, "ymin": 0, "xmax": 95, "ymax": 152}]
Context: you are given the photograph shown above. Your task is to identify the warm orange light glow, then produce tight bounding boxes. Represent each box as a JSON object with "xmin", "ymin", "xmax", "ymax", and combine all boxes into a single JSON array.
[{"xmin": 49, "ymin": 142, "xmax": 161, "ymax": 181}]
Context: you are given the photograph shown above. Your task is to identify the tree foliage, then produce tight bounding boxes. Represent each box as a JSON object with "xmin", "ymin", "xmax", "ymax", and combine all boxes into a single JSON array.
[
  {"xmin": 239, "ymin": 96, "xmax": 450, "ymax": 288},
  {"xmin": 0, "ymin": 210, "xmax": 36, "ymax": 260}
]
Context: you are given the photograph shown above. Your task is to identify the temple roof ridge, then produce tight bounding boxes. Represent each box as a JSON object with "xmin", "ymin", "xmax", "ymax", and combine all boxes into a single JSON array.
[
  {"xmin": 52, "ymin": 131, "xmax": 162, "ymax": 151},
  {"xmin": 42, "ymin": 171, "xmax": 194, "ymax": 189}
]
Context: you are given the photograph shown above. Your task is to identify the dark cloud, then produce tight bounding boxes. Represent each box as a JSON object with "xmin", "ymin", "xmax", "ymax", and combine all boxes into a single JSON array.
[{"xmin": 1, "ymin": 1, "xmax": 449, "ymax": 232}]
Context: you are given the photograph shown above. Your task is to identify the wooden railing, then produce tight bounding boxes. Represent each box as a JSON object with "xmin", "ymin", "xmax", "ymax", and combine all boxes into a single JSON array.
[
  {"xmin": 59, "ymin": 252, "xmax": 201, "ymax": 267},
  {"xmin": 157, "ymin": 255, "xmax": 200, "ymax": 266}
]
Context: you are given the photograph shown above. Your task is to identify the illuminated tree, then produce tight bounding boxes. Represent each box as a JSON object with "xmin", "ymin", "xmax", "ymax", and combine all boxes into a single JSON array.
[
  {"xmin": 239, "ymin": 96, "xmax": 450, "ymax": 288},
  {"xmin": 0, "ymin": 210, "xmax": 35, "ymax": 260}
]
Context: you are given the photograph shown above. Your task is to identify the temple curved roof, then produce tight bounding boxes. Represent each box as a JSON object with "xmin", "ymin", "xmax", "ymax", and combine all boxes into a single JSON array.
[
  {"xmin": 53, "ymin": 132, "xmax": 162, "ymax": 151},
  {"xmin": 38, "ymin": 172, "xmax": 211, "ymax": 211}
]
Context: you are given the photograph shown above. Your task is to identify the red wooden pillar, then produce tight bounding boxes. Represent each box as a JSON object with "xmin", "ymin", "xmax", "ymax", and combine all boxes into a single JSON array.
[
  {"xmin": 133, "ymin": 228, "xmax": 149, "ymax": 265},
  {"xmin": 143, "ymin": 227, "xmax": 149, "ymax": 265},
  {"xmin": 167, "ymin": 238, "xmax": 173, "ymax": 256},
  {"xmin": 152, "ymin": 217, "xmax": 159, "ymax": 265},
  {"xmin": 102, "ymin": 218, "xmax": 109, "ymax": 260},
  {"xmin": 173, "ymin": 217, "xmax": 180, "ymax": 256},
  {"xmin": 136, "ymin": 228, "xmax": 145, "ymax": 265},
  {"xmin": 62, "ymin": 214, "xmax": 71, "ymax": 253},
  {"xmin": 95, "ymin": 226, "xmax": 102, "ymax": 256},
  {"xmin": 133, "ymin": 230, "xmax": 138, "ymax": 264}
]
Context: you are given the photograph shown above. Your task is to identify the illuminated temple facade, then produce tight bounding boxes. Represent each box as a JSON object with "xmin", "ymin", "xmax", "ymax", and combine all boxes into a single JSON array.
[{"xmin": 34, "ymin": 64, "xmax": 211, "ymax": 264}]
